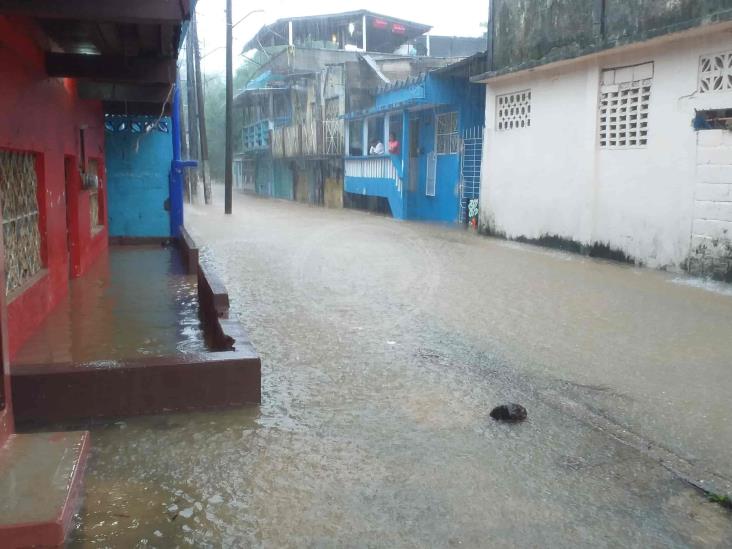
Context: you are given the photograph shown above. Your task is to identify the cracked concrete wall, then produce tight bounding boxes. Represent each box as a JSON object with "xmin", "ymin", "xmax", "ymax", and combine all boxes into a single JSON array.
[
  {"xmin": 489, "ymin": 0, "xmax": 732, "ymax": 74},
  {"xmin": 689, "ymin": 130, "xmax": 732, "ymax": 281}
]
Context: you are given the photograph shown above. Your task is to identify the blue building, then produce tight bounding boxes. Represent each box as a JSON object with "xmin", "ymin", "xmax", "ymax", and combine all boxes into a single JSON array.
[
  {"xmin": 233, "ymin": 11, "xmax": 485, "ymax": 210},
  {"xmin": 105, "ymin": 116, "xmax": 179, "ymax": 238},
  {"xmin": 343, "ymin": 54, "xmax": 486, "ymax": 224}
]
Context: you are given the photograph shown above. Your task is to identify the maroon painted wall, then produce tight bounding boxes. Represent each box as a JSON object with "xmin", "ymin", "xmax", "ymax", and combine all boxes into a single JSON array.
[{"xmin": 0, "ymin": 15, "xmax": 108, "ymax": 360}]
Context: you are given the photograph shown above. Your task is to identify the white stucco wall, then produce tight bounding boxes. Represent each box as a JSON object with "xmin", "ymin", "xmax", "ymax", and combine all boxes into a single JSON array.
[{"xmin": 480, "ymin": 26, "xmax": 732, "ymax": 270}]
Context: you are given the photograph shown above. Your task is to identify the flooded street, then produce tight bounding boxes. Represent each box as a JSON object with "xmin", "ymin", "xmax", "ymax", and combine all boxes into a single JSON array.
[{"xmin": 71, "ymin": 189, "xmax": 732, "ymax": 547}]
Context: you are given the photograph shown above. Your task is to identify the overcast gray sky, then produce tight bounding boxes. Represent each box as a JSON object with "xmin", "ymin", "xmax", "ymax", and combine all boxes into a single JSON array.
[{"xmin": 194, "ymin": 0, "xmax": 488, "ymax": 74}]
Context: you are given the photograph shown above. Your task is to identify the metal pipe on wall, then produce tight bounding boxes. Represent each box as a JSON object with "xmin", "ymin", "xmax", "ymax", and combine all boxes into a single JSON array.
[{"xmin": 170, "ymin": 79, "xmax": 184, "ymax": 237}]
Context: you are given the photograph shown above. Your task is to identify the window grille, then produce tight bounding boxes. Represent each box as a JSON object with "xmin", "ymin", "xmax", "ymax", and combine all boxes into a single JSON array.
[
  {"xmin": 325, "ymin": 98, "xmax": 340, "ymax": 120},
  {"xmin": 324, "ymin": 119, "xmax": 344, "ymax": 155},
  {"xmin": 436, "ymin": 112, "xmax": 459, "ymax": 154},
  {"xmin": 0, "ymin": 150, "xmax": 42, "ymax": 295},
  {"xmin": 496, "ymin": 90, "xmax": 531, "ymax": 131},
  {"xmin": 699, "ymin": 50, "xmax": 732, "ymax": 93},
  {"xmin": 599, "ymin": 63, "xmax": 653, "ymax": 148}
]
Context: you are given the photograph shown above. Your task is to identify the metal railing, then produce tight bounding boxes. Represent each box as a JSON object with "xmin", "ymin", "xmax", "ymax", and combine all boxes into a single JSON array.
[
  {"xmin": 241, "ymin": 120, "xmax": 270, "ymax": 152},
  {"xmin": 270, "ymin": 119, "xmax": 344, "ymax": 159}
]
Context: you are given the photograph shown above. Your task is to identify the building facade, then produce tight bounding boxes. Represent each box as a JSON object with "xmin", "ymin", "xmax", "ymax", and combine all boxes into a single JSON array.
[
  {"xmin": 475, "ymin": 0, "xmax": 732, "ymax": 279},
  {"xmin": 343, "ymin": 55, "xmax": 486, "ymax": 223},
  {"xmin": 0, "ymin": 2, "xmax": 193, "ymax": 544},
  {"xmin": 234, "ymin": 11, "xmax": 479, "ymax": 210}
]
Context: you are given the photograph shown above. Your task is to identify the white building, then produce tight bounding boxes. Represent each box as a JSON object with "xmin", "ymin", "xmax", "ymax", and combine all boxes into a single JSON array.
[{"xmin": 474, "ymin": 1, "xmax": 732, "ymax": 280}]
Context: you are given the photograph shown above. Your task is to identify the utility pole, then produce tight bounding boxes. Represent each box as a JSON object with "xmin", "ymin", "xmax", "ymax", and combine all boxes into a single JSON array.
[
  {"xmin": 179, "ymin": 87, "xmax": 191, "ymax": 202},
  {"xmin": 224, "ymin": 0, "xmax": 233, "ymax": 214},
  {"xmin": 223, "ymin": 9, "xmax": 263, "ymax": 213},
  {"xmin": 191, "ymin": 12, "xmax": 212, "ymax": 204},
  {"xmin": 185, "ymin": 32, "xmax": 200, "ymax": 199}
]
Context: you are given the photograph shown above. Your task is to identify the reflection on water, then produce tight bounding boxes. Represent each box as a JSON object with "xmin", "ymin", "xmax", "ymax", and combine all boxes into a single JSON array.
[{"xmin": 13, "ymin": 245, "xmax": 206, "ymax": 365}]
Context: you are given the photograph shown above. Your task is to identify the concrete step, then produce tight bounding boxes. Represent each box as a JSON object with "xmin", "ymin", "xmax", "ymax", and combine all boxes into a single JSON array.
[{"xmin": 0, "ymin": 431, "xmax": 90, "ymax": 548}]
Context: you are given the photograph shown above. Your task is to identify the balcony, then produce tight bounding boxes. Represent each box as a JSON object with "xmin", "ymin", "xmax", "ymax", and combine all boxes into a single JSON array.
[
  {"xmin": 241, "ymin": 120, "xmax": 271, "ymax": 153},
  {"xmin": 271, "ymin": 119, "xmax": 344, "ymax": 159},
  {"xmin": 344, "ymin": 155, "xmax": 405, "ymax": 219}
]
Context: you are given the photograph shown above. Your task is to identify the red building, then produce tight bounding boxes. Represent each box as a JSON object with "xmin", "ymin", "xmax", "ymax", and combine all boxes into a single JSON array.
[{"xmin": 0, "ymin": 2, "xmax": 191, "ymax": 546}]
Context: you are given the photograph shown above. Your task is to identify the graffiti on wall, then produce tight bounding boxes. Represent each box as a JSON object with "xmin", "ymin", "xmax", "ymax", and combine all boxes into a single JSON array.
[{"xmin": 468, "ymin": 198, "xmax": 479, "ymax": 229}]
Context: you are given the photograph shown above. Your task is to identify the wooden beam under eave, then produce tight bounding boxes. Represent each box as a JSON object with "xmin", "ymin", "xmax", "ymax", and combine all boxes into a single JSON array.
[
  {"xmin": 0, "ymin": 0, "xmax": 190, "ymax": 24},
  {"xmin": 77, "ymin": 81, "xmax": 172, "ymax": 103},
  {"xmin": 94, "ymin": 23, "xmax": 123, "ymax": 54},
  {"xmin": 46, "ymin": 53, "xmax": 176, "ymax": 84},
  {"xmin": 103, "ymin": 101, "xmax": 171, "ymax": 117}
]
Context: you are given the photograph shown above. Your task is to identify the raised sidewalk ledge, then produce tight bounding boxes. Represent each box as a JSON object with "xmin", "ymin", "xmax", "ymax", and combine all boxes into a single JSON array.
[
  {"xmin": 0, "ymin": 431, "xmax": 90, "ymax": 548},
  {"xmin": 12, "ymin": 231, "xmax": 261, "ymax": 427}
]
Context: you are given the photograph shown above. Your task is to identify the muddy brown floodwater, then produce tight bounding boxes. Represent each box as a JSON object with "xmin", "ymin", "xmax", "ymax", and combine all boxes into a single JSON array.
[
  {"xmin": 14, "ymin": 245, "xmax": 205, "ymax": 365},
  {"xmin": 69, "ymin": 189, "xmax": 732, "ymax": 547}
]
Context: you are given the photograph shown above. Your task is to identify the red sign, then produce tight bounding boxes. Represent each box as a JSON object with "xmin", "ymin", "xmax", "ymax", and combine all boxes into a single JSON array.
[
  {"xmin": 372, "ymin": 18, "xmax": 388, "ymax": 29},
  {"xmin": 391, "ymin": 23, "xmax": 406, "ymax": 34}
]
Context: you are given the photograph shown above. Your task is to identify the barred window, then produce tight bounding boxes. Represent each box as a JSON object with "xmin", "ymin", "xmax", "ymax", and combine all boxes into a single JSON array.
[
  {"xmin": 436, "ymin": 112, "xmax": 459, "ymax": 154},
  {"xmin": 0, "ymin": 150, "xmax": 43, "ymax": 295},
  {"xmin": 599, "ymin": 62, "xmax": 653, "ymax": 148}
]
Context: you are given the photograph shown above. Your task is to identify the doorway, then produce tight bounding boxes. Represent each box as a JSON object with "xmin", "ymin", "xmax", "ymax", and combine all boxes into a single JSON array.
[{"xmin": 407, "ymin": 118, "xmax": 420, "ymax": 218}]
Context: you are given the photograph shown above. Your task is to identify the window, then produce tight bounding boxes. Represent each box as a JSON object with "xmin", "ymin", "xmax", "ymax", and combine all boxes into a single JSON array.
[
  {"xmin": 599, "ymin": 62, "xmax": 653, "ymax": 148},
  {"xmin": 699, "ymin": 50, "xmax": 732, "ymax": 94},
  {"xmin": 348, "ymin": 119, "xmax": 364, "ymax": 156},
  {"xmin": 496, "ymin": 90, "xmax": 531, "ymax": 131},
  {"xmin": 367, "ymin": 117, "xmax": 385, "ymax": 155},
  {"xmin": 693, "ymin": 108, "xmax": 732, "ymax": 131},
  {"xmin": 325, "ymin": 98, "xmax": 340, "ymax": 120},
  {"xmin": 436, "ymin": 112, "xmax": 459, "ymax": 154},
  {"xmin": 0, "ymin": 150, "xmax": 43, "ymax": 295},
  {"xmin": 273, "ymin": 93, "xmax": 289, "ymax": 121},
  {"xmin": 324, "ymin": 100, "xmax": 343, "ymax": 156},
  {"xmin": 388, "ymin": 114, "xmax": 402, "ymax": 154},
  {"xmin": 87, "ymin": 158, "xmax": 103, "ymax": 234}
]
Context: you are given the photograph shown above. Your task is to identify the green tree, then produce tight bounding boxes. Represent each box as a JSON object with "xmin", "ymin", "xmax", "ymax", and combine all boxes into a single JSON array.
[{"xmin": 202, "ymin": 50, "xmax": 273, "ymax": 181}]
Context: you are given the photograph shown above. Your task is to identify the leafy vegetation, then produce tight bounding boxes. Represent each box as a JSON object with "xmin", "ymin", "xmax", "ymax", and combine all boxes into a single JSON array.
[
  {"xmin": 707, "ymin": 492, "xmax": 732, "ymax": 509},
  {"xmin": 201, "ymin": 49, "xmax": 272, "ymax": 181}
]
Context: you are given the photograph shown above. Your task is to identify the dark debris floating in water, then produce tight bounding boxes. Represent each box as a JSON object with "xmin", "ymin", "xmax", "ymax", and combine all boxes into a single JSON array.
[{"xmin": 490, "ymin": 403, "xmax": 528, "ymax": 422}]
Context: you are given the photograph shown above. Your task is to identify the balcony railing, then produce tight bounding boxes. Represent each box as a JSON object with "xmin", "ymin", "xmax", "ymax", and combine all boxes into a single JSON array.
[
  {"xmin": 271, "ymin": 119, "xmax": 344, "ymax": 159},
  {"xmin": 241, "ymin": 120, "xmax": 270, "ymax": 152},
  {"xmin": 344, "ymin": 156, "xmax": 401, "ymax": 182}
]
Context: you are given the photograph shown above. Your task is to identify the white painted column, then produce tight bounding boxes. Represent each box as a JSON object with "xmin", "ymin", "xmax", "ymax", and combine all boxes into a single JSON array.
[
  {"xmin": 362, "ymin": 15, "xmax": 367, "ymax": 51},
  {"xmin": 362, "ymin": 119, "xmax": 369, "ymax": 156},
  {"xmin": 383, "ymin": 114, "xmax": 390, "ymax": 152},
  {"xmin": 288, "ymin": 21, "xmax": 293, "ymax": 46}
]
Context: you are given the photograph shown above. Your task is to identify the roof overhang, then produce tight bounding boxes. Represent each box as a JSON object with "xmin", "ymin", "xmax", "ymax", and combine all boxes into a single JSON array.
[
  {"xmin": 0, "ymin": 0, "xmax": 194, "ymax": 116},
  {"xmin": 471, "ymin": 19, "xmax": 732, "ymax": 85},
  {"xmin": 343, "ymin": 98, "xmax": 446, "ymax": 120},
  {"xmin": 233, "ymin": 87, "xmax": 289, "ymax": 106},
  {"xmin": 242, "ymin": 10, "xmax": 431, "ymax": 54}
]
